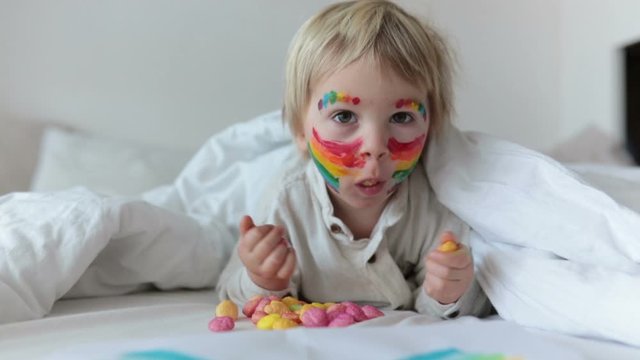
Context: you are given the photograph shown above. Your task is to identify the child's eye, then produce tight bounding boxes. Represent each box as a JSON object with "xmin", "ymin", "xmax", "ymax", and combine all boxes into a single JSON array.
[
  {"xmin": 331, "ymin": 111, "xmax": 356, "ymax": 124},
  {"xmin": 390, "ymin": 112, "xmax": 414, "ymax": 124}
]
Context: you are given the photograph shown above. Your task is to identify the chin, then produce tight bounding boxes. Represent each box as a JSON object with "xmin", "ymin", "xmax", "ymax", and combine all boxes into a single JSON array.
[{"xmin": 338, "ymin": 189, "xmax": 394, "ymax": 210}]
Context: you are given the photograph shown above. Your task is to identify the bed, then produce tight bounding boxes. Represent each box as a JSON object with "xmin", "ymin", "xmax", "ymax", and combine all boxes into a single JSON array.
[
  {"xmin": 1, "ymin": 113, "xmax": 640, "ymax": 359},
  {"xmin": 0, "ymin": 289, "xmax": 638, "ymax": 360}
]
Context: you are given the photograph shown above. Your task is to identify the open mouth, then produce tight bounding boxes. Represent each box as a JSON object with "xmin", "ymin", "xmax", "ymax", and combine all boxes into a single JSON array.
[
  {"xmin": 356, "ymin": 178, "xmax": 386, "ymax": 195},
  {"xmin": 360, "ymin": 179, "xmax": 380, "ymax": 187}
]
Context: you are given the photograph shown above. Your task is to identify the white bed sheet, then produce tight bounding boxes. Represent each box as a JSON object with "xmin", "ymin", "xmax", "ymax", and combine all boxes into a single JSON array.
[{"xmin": 0, "ymin": 290, "xmax": 638, "ymax": 360}]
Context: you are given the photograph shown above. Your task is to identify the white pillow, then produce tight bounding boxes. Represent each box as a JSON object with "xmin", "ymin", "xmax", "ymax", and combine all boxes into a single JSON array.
[
  {"xmin": 547, "ymin": 125, "xmax": 634, "ymax": 165},
  {"xmin": 31, "ymin": 128, "xmax": 192, "ymax": 196}
]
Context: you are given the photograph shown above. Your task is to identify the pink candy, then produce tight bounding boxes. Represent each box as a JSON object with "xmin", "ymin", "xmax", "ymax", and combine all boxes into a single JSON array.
[
  {"xmin": 242, "ymin": 296, "xmax": 262, "ymax": 318},
  {"xmin": 251, "ymin": 310, "xmax": 267, "ymax": 325},
  {"xmin": 361, "ymin": 305, "xmax": 385, "ymax": 319},
  {"xmin": 328, "ymin": 313, "xmax": 355, "ymax": 327},
  {"xmin": 300, "ymin": 307, "xmax": 329, "ymax": 327},
  {"xmin": 343, "ymin": 302, "xmax": 368, "ymax": 322},
  {"xmin": 210, "ymin": 295, "xmax": 385, "ymax": 333},
  {"xmin": 326, "ymin": 303, "xmax": 346, "ymax": 314},
  {"xmin": 209, "ymin": 316, "xmax": 235, "ymax": 332},
  {"xmin": 255, "ymin": 297, "xmax": 272, "ymax": 314}
]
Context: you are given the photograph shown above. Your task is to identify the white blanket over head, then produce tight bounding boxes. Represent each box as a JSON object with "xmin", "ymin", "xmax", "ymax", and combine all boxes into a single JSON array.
[
  {"xmin": 0, "ymin": 111, "xmax": 638, "ymax": 346},
  {"xmin": 426, "ymin": 123, "xmax": 640, "ymax": 346}
]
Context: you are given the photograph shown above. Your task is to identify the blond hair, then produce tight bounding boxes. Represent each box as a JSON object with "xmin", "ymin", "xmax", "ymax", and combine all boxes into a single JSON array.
[{"xmin": 283, "ymin": 0, "xmax": 455, "ymax": 137}]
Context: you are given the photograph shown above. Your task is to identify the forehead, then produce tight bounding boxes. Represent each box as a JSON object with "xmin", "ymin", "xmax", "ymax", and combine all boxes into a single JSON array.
[{"xmin": 311, "ymin": 58, "xmax": 426, "ymax": 102}]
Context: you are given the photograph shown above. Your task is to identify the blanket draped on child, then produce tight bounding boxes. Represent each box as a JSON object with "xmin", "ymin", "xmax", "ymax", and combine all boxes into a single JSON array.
[{"xmin": 0, "ymin": 111, "xmax": 638, "ymax": 346}]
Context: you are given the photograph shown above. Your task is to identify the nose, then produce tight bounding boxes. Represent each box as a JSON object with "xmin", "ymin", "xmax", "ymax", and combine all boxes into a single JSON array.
[{"xmin": 359, "ymin": 126, "xmax": 388, "ymax": 160}]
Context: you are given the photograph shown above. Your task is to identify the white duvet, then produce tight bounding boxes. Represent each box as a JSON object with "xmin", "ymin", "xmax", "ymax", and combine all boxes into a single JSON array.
[{"xmin": 1, "ymin": 111, "xmax": 638, "ymax": 346}]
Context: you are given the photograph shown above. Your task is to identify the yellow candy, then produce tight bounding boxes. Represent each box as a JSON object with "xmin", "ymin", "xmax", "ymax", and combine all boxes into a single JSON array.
[
  {"xmin": 256, "ymin": 313, "xmax": 281, "ymax": 330},
  {"xmin": 438, "ymin": 240, "xmax": 460, "ymax": 253},
  {"xmin": 264, "ymin": 301, "xmax": 290, "ymax": 315},
  {"xmin": 215, "ymin": 300, "xmax": 239, "ymax": 320},
  {"xmin": 281, "ymin": 296, "xmax": 302, "ymax": 307},
  {"xmin": 310, "ymin": 302, "xmax": 325, "ymax": 309},
  {"xmin": 272, "ymin": 318, "xmax": 299, "ymax": 330}
]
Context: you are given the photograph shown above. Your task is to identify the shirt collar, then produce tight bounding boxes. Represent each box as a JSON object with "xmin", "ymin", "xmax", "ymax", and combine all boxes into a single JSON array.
[{"xmin": 306, "ymin": 161, "xmax": 408, "ymax": 241}]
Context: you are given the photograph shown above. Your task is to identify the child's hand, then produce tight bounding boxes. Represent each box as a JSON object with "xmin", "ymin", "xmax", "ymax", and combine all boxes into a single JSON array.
[
  {"xmin": 423, "ymin": 231, "xmax": 473, "ymax": 305},
  {"xmin": 237, "ymin": 215, "xmax": 297, "ymax": 291}
]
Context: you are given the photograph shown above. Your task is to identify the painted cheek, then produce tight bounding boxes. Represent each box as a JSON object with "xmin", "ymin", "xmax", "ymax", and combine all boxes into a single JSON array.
[
  {"xmin": 388, "ymin": 134, "xmax": 427, "ymax": 183},
  {"xmin": 308, "ymin": 128, "xmax": 365, "ymax": 190}
]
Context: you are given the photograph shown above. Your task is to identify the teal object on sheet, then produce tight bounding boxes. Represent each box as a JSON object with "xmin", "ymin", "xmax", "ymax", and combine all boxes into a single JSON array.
[{"xmin": 120, "ymin": 349, "xmax": 208, "ymax": 360}]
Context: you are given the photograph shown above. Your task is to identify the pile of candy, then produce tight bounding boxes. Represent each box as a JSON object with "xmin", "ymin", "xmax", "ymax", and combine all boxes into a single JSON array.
[{"xmin": 209, "ymin": 295, "xmax": 385, "ymax": 332}]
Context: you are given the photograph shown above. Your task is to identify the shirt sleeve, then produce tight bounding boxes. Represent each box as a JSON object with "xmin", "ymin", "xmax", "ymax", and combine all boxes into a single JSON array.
[{"xmin": 413, "ymin": 276, "xmax": 491, "ymax": 319}]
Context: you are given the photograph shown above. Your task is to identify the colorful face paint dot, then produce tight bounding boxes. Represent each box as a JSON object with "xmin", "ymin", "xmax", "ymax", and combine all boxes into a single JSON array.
[
  {"xmin": 317, "ymin": 91, "xmax": 361, "ymax": 110},
  {"xmin": 395, "ymin": 98, "xmax": 428, "ymax": 120}
]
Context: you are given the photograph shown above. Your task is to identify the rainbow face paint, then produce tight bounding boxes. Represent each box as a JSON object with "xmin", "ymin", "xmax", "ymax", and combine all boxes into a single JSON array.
[
  {"xmin": 317, "ymin": 90, "xmax": 360, "ymax": 111},
  {"xmin": 308, "ymin": 128, "xmax": 365, "ymax": 190},
  {"xmin": 395, "ymin": 99, "xmax": 427, "ymax": 120},
  {"xmin": 388, "ymin": 134, "xmax": 427, "ymax": 183}
]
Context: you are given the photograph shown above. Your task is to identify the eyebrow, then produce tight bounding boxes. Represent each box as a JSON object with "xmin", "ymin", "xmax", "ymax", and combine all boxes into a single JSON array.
[
  {"xmin": 317, "ymin": 90, "xmax": 361, "ymax": 111},
  {"xmin": 395, "ymin": 99, "xmax": 427, "ymax": 120}
]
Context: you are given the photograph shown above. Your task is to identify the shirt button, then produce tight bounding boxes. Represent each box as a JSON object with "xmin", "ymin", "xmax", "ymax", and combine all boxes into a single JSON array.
[
  {"xmin": 367, "ymin": 254, "xmax": 377, "ymax": 264},
  {"xmin": 330, "ymin": 224, "xmax": 342, "ymax": 234},
  {"xmin": 447, "ymin": 310, "xmax": 460, "ymax": 319}
]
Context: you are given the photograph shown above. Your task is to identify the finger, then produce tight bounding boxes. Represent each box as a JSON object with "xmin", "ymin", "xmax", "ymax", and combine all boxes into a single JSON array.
[
  {"xmin": 240, "ymin": 224, "xmax": 275, "ymax": 254},
  {"xmin": 251, "ymin": 226, "xmax": 285, "ymax": 261},
  {"xmin": 427, "ymin": 246, "xmax": 472, "ymax": 269},
  {"xmin": 440, "ymin": 231, "xmax": 457, "ymax": 244},
  {"xmin": 239, "ymin": 215, "xmax": 255, "ymax": 236},
  {"xmin": 425, "ymin": 259, "xmax": 470, "ymax": 281},
  {"xmin": 259, "ymin": 243, "xmax": 289, "ymax": 277},
  {"xmin": 424, "ymin": 272, "xmax": 446, "ymax": 297},
  {"xmin": 276, "ymin": 250, "xmax": 297, "ymax": 280},
  {"xmin": 424, "ymin": 273, "xmax": 463, "ymax": 305}
]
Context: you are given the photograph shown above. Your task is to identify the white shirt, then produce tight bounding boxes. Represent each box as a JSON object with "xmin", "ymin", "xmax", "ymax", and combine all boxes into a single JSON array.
[{"xmin": 217, "ymin": 155, "xmax": 489, "ymax": 319}]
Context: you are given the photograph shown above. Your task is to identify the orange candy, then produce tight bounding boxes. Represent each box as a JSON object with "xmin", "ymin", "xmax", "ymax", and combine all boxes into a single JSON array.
[
  {"xmin": 437, "ymin": 232, "xmax": 460, "ymax": 253},
  {"xmin": 215, "ymin": 300, "xmax": 239, "ymax": 320},
  {"xmin": 264, "ymin": 301, "xmax": 290, "ymax": 315}
]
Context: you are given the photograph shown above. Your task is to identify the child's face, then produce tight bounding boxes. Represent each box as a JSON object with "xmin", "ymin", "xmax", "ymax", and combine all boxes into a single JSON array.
[{"xmin": 296, "ymin": 58, "xmax": 429, "ymax": 211}]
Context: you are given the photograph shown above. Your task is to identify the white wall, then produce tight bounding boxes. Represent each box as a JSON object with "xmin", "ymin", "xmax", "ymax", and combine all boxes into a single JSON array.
[
  {"xmin": 560, "ymin": 0, "xmax": 640, "ymax": 146},
  {"xmin": 422, "ymin": 0, "xmax": 640, "ymax": 151},
  {"xmin": 421, "ymin": 0, "xmax": 563, "ymax": 151},
  {"xmin": 0, "ymin": 0, "xmax": 335, "ymax": 151},
  {"xmin": 2, "ymin": 1, "xmax": 640, "ymax": 152}
]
